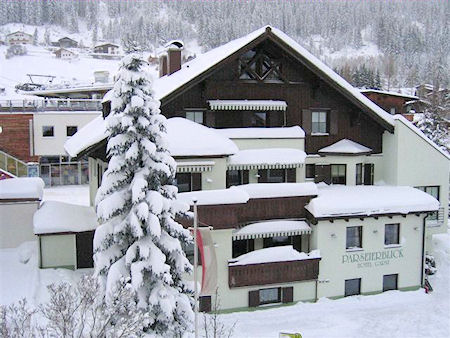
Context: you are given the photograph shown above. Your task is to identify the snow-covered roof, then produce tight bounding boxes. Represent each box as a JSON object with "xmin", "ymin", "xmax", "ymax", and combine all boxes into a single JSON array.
[
  {"xmin": 233, "ymin": 220, "xmax": 311, "ymax": 240},
  {"xmin": 305, "ymin": 185, "xmax": 440, "ymax": 219},
  {"xmin": 360, "ymin": 89, "xmax": 419, "ymax": 100},
  {"xmin": 228, "ymin": 246, "xmax": 320, "ymax": 266},
  {"xmin": 216, "ymin": 126, "xmax": 305, "ymax": 139},
  {"xmin": 177, "ymin": 187, "xmax": 250, "ymax": 206},
  {"xmin": 318, "ymin": 139, "xmax": 372, "ymax": 155},
  {"xmin": 0, "ymin": 177, "xmax": 45, "ymax": 201},
  {"xmin": 208, "ymin": 100, "xmax": 287, "ymax": 111},
  {"xmin": 65, "ymin": 115, "xmax": 108, "ymax": 157},
  {"xmin": 65, "ymin": 117, "xmax": 239, "ymax": 158},
  {"xmin": 152, "ymin": 26, "xmax": 394, "ymax": 130},
  {"xmin": 228, "ymin": 148, "xmax": 306, "ymax": 169},
  {"xmin": 33, "ymin": 201, "xmax": 98, "ymax": 235},
  {"xmin": 65, "ymin": 26, "xmax": 397, "ymax": 157},
  {"xmin": 239, "ymin": 182, "xmax": 318, "ymax": 199},
  {"xmin": 101, "ymin": 90, "xmax": 113, "ymax": 103},
  {"xmin": 393, "ymin": 115, "xmax": 450, "ymax": 160},
  {"xmin": 166, "ymin": 118, "xmax": 238, "ymax": 157}
]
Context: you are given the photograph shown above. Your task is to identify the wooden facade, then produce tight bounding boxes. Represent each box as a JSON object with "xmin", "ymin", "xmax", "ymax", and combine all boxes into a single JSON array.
[
  {"xmin": 179, "ymin": 195, "xmax": 314, "ymax": 230},
  {"xmin": 229, "ymin": 257, "xmax": 320, "ymax": 288},
  {"xmin": 158, "ymin": 36, "xmax": 387, "ymax": 154}
]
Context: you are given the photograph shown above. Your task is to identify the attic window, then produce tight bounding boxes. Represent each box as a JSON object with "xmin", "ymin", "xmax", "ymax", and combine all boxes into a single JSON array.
[{"xmin": 239, "ymin": 49, "xmax": 285, "ymax": 82}]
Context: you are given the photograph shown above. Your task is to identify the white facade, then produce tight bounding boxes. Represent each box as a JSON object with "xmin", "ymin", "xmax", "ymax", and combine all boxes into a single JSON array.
[
  {"xmin": 0, "ymin": 201, "xmax": 39, "ymax": 248},
  {"xmin": 33, "ymin": 111, "xmax": 100, "ymax": 156}
]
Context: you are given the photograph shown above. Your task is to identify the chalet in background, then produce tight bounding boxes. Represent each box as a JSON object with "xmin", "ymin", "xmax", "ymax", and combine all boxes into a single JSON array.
[
  {"xmin": 6, "ymin": 31, "xmax": 32, "ymax": 45},
  {"xmin": 62, "ymin": 26, "xmax": 448, "ymax": 311}
]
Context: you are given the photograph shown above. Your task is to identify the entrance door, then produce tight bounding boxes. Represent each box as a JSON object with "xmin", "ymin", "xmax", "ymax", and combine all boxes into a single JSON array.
[{"xmin": 76, "ymin": 231, "xmax": 95, "ymax": 268}]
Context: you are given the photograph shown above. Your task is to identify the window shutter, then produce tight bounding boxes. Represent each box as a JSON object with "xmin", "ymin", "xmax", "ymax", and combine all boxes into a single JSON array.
[
  {"xmin": 258, "ymin": 169, "xmax": 268, "ymax": 183},
  {"xmin": 192, "ymin": 173, "xmax": 202, "ymax": 191},
  {"xmin": 199, "ymin": 296, "xmax": 211, "ymax": 312},
  {"xmin": 282, "ymin": 287, "xmax": 293, "ymax": 303},
  {"xmin": 242, "ymin": 170, "xmax": 249, "ymax": 184},
  {"xmin": 302, "ymin": 109, "xmax": 312, "ymax": 134},
  {"xmin": 286, "ymin": 169, "xmax": 296, "ymax": 183},
  {"xmin": 205, "ymin": 111, "xmax": 215, "ymax": 127},
  {"xmin": 249, "ymin": 290, "xmax": 259, "ymax": 307},
  {"xmin": 329, "ymin": 109, "xmax": 338, "ymax": 135}
]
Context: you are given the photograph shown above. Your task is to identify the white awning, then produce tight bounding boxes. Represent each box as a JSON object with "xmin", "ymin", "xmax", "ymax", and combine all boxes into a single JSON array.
[
  {"xmin": 227, "ymin": 148, "xmax": 306, "ymax": 170},
  {"xmin": 176, "ymin": 161, "xmax": 215, "ymax": 173},
  {"xmin": 233, "ymin": 220, "xmax": 311, "ymax": 240},
  {"xmin": 208, "ymin": 100, "xmax": 287, "ymax": 111}
]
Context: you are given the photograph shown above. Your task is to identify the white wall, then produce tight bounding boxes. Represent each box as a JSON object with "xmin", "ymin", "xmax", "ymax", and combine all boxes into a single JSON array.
[
  {"xmin": 232, "ymin": 138, "xmax": 304, "ymax": 151},
  {"xmin": 311, "ymin": 214, "xmax": 426, "ymax": 298},
  {"xmin": 0, "ymin": 201, "xmax": 39, "ymax": 248},
  {"xmin": 34, "ymin": 112, "xmax": 100, "ymax": 156},
  {"xmin": 382, "ymin": 119, "xmax": 449, "ymax": 249}
]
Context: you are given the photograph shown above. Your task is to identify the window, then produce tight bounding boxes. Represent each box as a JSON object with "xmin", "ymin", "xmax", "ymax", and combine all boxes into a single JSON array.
[
  {"xmin": 356, "ymin": 163, "xmax": 374, "ymax": 185},
  {"xmin": 250, "ymin": 112, "xmax": 267, "ymax": 127},
  {"xmin": 259, "ymin": 287, "xmax": 281, "ymax": 305},
  {"xmin": 239, "ymin": 48, "xmax": 284, "ymax": 82},
  {"xmin": 416, "ymin": 186, "xmax": 440, "ymax": 221},
  {"xmin": 385, "ymin": 223, "xmax": 400, "ymax": 246},
  {"xmin": 356, "ymin": 163, "xmax": 363, "ymax": 185},
  {"xmin": 232, "ymin": 239, "xmax": 254, "ymax": 258},
  {"xmin": 306, "ymin": 164, "xmax": 315, "ymax": 179},
  {"xmin": 345, "ymin": 278, "xmax": 361, "ymax": 297},
  {"xmin": 226, "ymin": 170, "xmax": 249, "ymax": 188},
  {"xmin": 312, "ymin": 111, "xmax": 328, "ymax": 134},
  {"xmin": 175, "ymin": 173, "xmax": 201, "ymax": 192},
  {"xmin": 267, "ymin": 168, "xmax": 285, "ymax": 183},
  {"xmin": 263, "ymin": 235, "xmax": 302, "ymax": 251},
  {"xmin": 383, "ymin": 274, "xmax": 398, "ymax": 291},
  {"xmin": 186, "ymin": 111, "xmax": 203, "ymax": 124},
  {"xmin": 390, "ymin": 107, "xmax": 396, "ymax": 115},
  {"xmin": 42, "ymin": 126, "xmax": 54, "ymax": 137},
  {"xmin": 331, "ymin": 164, "xmax": 346, "ymax": 185},
  {"xmin": 66, "ymin": 126, "xmax": 78, "ymax": 137},
  {"xmin": 346, "ymin": 226, "xmax": 362, "ymax": 249}
]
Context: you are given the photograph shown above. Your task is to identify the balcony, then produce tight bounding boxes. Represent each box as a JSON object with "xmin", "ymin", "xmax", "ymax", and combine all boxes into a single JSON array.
[
  {"xmin": 228, "ymin": 246, "xmax": 320, "ymax": 288},
  {"xmin": 425, "ymin": 207, "xmax": 445, "ymax": 228}
]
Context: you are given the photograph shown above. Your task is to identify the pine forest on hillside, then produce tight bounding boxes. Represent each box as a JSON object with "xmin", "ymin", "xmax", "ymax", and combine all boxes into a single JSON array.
[{"xmin": 0, "ymin": 0, "xmax": 449, "ymax": 90}]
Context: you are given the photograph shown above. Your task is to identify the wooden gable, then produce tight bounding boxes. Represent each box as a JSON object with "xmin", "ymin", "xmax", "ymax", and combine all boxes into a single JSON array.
[{"xmin": 160, "ymin": 32, "xmax": 387, "ymax": 154}]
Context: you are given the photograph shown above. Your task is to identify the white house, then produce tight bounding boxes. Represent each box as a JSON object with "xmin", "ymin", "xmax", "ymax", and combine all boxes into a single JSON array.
[
  {"xmin": 0, "ymin": 177, "xmax": 44, "ymax": 248},
  {"xmin": 63, "ymin": 26, "xmax": 448, "ymax": 311},
  {"xmin": 54, "ymin": 48, "xmax": 77, "ymax": 60}
]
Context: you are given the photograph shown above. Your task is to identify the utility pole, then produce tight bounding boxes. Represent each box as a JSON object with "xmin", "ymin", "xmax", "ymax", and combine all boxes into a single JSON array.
[{"xmin": 193, "ymin": 199, "xmax": 199, "ymax": 338}]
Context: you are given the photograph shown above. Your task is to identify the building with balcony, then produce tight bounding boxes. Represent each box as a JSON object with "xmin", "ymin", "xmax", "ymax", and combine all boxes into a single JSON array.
[{"xmin": 63, "ymin": 26, "xmax": 448, "ymax": 311}]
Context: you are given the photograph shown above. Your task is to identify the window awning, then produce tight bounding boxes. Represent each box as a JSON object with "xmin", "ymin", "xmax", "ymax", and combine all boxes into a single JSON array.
[
  {"xmin": 233, "ymin": 220, "xmax": 311, "ymax": 240},
  {"xmin": 208, "ymin": 100, "xmax": 287, "ymax": 111},
  {"xmin": 227, "ymin": 148, "xmax": 306, "ymax": 170},
  {"xmin": 176, "ymin": 161, "xmax": 215, "ymax": 173}
]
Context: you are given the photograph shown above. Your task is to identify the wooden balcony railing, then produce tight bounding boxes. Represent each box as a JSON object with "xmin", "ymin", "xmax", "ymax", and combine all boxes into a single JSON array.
[{"xmin": 228, "ymin": 257, "xmax": 320, "ymax": 288}]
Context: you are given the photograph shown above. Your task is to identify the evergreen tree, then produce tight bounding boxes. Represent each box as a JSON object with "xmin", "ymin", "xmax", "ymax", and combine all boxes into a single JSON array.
[
  {"xmin": 33, "ymin": 28, "xmax": 38, "ymax": 45},
  {"xmin": 94, "ymin": 52, "xmax": 194, "ymax": 337}
]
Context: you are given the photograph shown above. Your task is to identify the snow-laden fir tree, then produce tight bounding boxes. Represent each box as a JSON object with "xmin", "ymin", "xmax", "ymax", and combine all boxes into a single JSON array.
[{"xmin": 94, "ymin": 51, "xmax": 194, "ymax": 336}]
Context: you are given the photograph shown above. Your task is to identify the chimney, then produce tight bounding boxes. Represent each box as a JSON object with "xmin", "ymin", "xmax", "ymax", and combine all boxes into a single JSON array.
[{"xmin": 159, "ymin": 40, "xmax": 184, "ymax": 77}]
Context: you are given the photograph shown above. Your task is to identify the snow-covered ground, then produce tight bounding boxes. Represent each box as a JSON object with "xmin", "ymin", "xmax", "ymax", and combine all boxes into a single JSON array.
[{"xmin": 1, "ymin": 220, "xmax": 448, "ymax": 337}]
